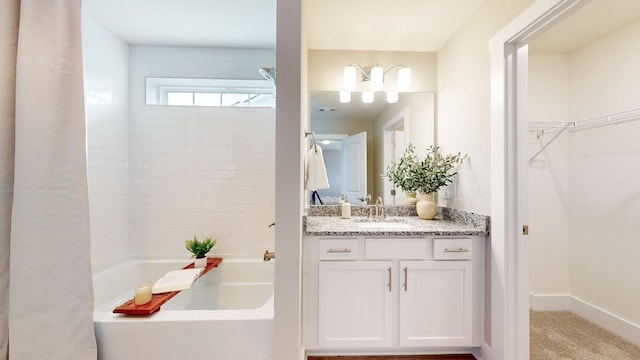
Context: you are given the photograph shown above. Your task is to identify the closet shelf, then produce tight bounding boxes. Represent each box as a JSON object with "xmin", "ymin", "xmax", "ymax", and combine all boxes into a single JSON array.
[{"xmin": 528, "ymin": 107, "xmax": 640, "ymax": 163}]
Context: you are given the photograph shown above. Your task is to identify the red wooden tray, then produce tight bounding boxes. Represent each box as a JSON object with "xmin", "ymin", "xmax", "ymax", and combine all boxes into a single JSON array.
[{"xmin": 113, "ymin": 257, "xmax": 223, "ymax": 315}]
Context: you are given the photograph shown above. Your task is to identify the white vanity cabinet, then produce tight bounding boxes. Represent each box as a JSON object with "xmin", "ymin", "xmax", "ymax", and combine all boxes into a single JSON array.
[
  {"xmin": 304, "ymin": 235, "xmax": 483, "ymax": 352},
  {"xmin": 318, "ymin": 260, "xmax": 394, "ymax": 348},
  {"xmin": 398, "ymin": 260, "xmax": 472, "ymax": 347}
]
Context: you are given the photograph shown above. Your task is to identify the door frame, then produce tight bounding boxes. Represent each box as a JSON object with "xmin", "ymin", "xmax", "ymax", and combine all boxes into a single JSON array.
[
  {"xmin": 382, "ymin": 108, "xmax": 410, "ymax": 205},
  {"xmin": 488, "ymin": 0, "xmax": 588, "ymax": 359}
]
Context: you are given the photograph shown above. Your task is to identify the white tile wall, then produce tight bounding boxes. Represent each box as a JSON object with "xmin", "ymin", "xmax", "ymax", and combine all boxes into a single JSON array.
[
  {"xmin": 128, "ymin": 46, "xmax": 276, "ymax": 258},
  {"xmin": 83, "ymin": 17, "xmax": 130, "ymax": 270}
]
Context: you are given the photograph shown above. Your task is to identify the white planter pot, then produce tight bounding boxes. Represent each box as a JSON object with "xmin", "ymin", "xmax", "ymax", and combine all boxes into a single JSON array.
[
  {"xmin": 416, "ymin": 193, "xmax": 437, "ymax": 220},
  {"xmin": 193, "ymin": 257, "xmax": 207, "ymax": 268}
]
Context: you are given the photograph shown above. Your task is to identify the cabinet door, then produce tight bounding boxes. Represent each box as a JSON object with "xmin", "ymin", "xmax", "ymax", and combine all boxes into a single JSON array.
[
  {"xmin": 318, "ymin": 261, "xmax": 394, "ymax": 348},
  {"xmin": 398, "ymin": 261, "xmax": 472, "ymax": 347}
]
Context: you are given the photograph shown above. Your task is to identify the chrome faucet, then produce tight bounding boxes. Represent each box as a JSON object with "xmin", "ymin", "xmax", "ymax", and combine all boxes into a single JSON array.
[
  {"xmin": 263, "ymin": 250, "xmax": 275, "ymax": 262},
  {"xmin": 374, "ymin": 196, "xmax": 385, "ymax": 219}
]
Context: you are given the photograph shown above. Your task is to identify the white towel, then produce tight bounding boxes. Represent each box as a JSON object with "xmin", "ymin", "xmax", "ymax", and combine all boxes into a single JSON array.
[{"xmin": 305, "ymin": 145, "xmax": 330, "ymax": 190}]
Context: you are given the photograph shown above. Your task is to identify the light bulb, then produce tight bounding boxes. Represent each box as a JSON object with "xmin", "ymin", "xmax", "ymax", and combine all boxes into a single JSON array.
[
  {"xmin": 339, "ymin": 90, "xmax": 351, "ymax": 103},
  {"xmin": 370, "ymin": 66, "xmax": 383, "ymax": 91},
  {"xmin": 343, "ymin": 66, "xmax": 356, "ymax": 91},
  {"xmin": 386, "ymin": 91, "xmax": 398, "ymax": 103},
  {"xmin": 397, "ymin": 67, "xmax": 411, "ymax": 92},
  {"xmin": 362, "ymin": 91, "xmax": 374, "ymax": 103}
]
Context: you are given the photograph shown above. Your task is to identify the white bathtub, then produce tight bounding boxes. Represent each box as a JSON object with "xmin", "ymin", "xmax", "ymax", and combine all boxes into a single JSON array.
[{"xmin": 93, "ymin": 258, "xmax": 274, "ymax": 360}]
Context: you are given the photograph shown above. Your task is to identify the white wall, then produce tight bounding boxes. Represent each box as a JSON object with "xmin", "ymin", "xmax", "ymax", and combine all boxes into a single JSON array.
[
  {"xmin": 437, "ymin": 0, "xmax": 534, "ymax": 214},
  {"xmin": 567, "ymin": 20, "xmax": 640, "ymax": 326},
  {"xmin": 83, "ymin": 16, "xmax": 130, "ymax": 270},
  {"xmin": 128, "ymin": 46, "xmax": 276, "ymax": 258},
  {"xmin": 527, "ymin": 54, "xmax": 571, "ymax": 302}
]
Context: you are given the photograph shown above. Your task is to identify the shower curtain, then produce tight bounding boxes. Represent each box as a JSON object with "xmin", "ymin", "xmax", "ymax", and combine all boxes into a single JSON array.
[{"xmin": 0, "ymin": 1, "xmax": 97, "ymax": 359}]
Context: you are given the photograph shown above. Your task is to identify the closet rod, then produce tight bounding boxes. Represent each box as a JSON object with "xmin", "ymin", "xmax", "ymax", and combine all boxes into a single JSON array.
[
  {"xmin": 571, "ymin": 107, "xmax": 640, "ymax": 132},
  {"xmin": 528, "ymin": 107, "xmax": 640, "ymax": 132},
  {"xmin": 528, "ymin": 107, "xmax": 640, "ymax": 163}
]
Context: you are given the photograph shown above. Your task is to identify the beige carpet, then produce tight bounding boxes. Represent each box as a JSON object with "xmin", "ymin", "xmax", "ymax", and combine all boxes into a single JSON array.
[{"xmin": 530, "ymin": 311, "xmax": 640, "ymax": 360}]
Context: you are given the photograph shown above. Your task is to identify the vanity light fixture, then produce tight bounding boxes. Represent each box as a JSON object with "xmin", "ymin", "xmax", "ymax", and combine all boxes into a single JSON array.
[{"xmin": 341, "ymin": 63, "xmax": 411, "ymax": 104}]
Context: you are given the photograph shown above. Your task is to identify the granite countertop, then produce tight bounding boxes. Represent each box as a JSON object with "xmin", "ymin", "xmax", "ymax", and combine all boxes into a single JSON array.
[{"xmin": 304, "ymin": 215, "xmax": 487, "ymax": 237}]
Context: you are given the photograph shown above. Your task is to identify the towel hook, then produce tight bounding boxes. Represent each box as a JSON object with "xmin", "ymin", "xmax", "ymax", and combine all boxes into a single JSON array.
[{"xmin": 305, "ymin": 130, "xmax": 318, "ymax": 153}]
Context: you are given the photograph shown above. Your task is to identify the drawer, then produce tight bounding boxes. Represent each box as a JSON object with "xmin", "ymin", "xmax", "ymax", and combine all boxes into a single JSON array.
[
  {"xmin": 433, "ymin": 238, "xmax": 472, "ymax": 260},
  {"xmin": 365, "ymin": 238, "xmax": 428, "ymax": 259},
  {"xmin": 319, "ymin": 239, "xmax": 359, "ymax": 260}
]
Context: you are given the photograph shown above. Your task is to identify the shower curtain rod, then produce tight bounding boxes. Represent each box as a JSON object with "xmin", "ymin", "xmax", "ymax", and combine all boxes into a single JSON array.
[{"xmin": 528, "ymin": 107, "xmax": 640, "ymax": 163}]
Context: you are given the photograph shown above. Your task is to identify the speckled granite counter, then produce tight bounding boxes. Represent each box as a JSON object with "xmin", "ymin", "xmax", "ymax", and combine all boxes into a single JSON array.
[{"xmin": 304, "ymin": 205, "xmax": 489, "ymax": 237}]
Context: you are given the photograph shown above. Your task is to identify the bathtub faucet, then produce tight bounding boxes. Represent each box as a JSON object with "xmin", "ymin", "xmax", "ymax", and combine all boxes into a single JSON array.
[{"xmin": 263, "ymin": 250, "xmax": 275, "ymax": 262}]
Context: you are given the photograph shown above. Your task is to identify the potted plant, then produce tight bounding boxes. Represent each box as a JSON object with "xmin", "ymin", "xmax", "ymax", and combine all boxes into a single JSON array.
[
  {"xmin": 414, "ymin": 145, "xmax": 465, "ymax": 219},
  {"xmin": 185, "ymin": 235, "xmax": 217, "ymax": 268},
  {"xmin": 385, "ymin": 143, "xmax": 422, "ymax": 205}
]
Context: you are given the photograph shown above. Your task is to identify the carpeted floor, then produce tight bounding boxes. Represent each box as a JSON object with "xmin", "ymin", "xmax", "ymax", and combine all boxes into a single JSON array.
[{"xmin": 530, "ymin": 311, "xmax": 640, "ymax": 360}]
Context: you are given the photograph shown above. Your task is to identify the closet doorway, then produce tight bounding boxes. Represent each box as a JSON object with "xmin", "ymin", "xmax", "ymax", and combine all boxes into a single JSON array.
[
  {"xmin": 491, "ymin": 0, "xmax": 640, "ymax": 359},
  {"xmin": 527, "ymin": 0, "xmax": 640, "ymax": 354},
  {"xmin": 526, "ymin": 0, "xmax": 640, "ymax": 358}
]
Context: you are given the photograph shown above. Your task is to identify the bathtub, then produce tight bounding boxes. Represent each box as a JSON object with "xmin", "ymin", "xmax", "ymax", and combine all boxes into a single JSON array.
[{"xmin": 92, "ymin": 258, "xmax": 274, "ymax": 360}]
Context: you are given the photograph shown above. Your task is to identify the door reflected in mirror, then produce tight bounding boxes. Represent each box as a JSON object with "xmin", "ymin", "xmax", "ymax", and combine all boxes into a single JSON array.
[{"xmin": 310, "ymin": 91, "xmax": 434, "ymax": 205}]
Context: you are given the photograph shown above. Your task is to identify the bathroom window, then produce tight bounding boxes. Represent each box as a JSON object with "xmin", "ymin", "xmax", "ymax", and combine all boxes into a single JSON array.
[{"xmin": 147, "ymin": 77, "xmax": 275, "ymax": 108}]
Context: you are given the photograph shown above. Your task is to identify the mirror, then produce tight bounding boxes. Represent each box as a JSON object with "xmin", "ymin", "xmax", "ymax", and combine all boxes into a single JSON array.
[{"xmin": 309, "ymin": 90, "xmax": 435, "ymax": 205}]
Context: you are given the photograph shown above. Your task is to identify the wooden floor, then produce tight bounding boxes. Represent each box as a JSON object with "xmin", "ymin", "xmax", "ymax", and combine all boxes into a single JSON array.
[{"xmin": 308, "ymin": 355, "xmax": 476, "ymax": 360}]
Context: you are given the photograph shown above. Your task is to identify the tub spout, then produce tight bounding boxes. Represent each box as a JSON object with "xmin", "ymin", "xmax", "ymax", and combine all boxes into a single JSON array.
[{"xmin": 263, "ymin": 250, "xmax": 275, "ymax": 262}]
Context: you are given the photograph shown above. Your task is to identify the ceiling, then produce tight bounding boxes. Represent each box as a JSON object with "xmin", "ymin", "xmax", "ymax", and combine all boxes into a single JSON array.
[
  {"xmin": 83, "ymin": 0, "xmax": 276, "ymax": 48},
  {"xmin": 85, "ymin": 0, "xmax": 640, "ymax": 54},
  {"xmin": 84, "ymin": 0, "xmax": 486, "ymax": 51},
  {"xmin": 303, "ymin": 0, "xmax": 485, "ymax": 51},
  {"xmin": 529, "ymin": 0, "xmax": 640, "ymax": 53}
]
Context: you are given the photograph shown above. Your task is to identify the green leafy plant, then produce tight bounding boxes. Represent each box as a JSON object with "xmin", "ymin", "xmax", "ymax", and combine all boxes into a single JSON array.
[
  {"xmin": 385, "ymin": 143, "xmax": 465, "ymax": 195},
  {"xmin": 185, "ymin": 235, "xmax": 217, "ymax": 259},
  {"xmin": 385, "ymin": 143, "xmax": 423, "ymax": 192},
  {"xmin": 415, "ymin": 145, "xmax": 465, "ymax": 195}
]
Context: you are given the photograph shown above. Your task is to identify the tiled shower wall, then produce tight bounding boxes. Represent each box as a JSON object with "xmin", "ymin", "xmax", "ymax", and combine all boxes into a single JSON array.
[
  {"xmin": 83, "ymin": 17, "xmax": 130, "ymax": 270},
  {"xmin": 128, "ymin": 46, "xmax": 276, "ymax": 258}
]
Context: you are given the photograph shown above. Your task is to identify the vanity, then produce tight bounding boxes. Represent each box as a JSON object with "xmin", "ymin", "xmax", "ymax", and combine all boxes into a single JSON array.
[{"xmin": 302, "ymin": 206, "xmax": 489, "ymax": 357}]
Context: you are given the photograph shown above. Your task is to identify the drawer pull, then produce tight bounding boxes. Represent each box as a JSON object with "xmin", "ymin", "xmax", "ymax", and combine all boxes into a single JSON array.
[
  {"xmin": 387, "ymin": 267, "xmax": 392, "ymax": 292},
  {"xmin": 326, "ymin": 248, "xmax": 352, "ymax": 253},
  {"xmin": 444, "ymin": 248, "xmax": 469, "ymax": 253},
  {"xmin": 403, "ymin": 267, "xmax": 408, "ymax": 292}
]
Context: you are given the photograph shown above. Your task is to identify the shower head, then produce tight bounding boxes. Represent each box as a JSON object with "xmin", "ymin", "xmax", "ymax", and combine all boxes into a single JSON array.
[{"xmin": 259, "ymin": 67, "xmax": 276, "ymax": 83}]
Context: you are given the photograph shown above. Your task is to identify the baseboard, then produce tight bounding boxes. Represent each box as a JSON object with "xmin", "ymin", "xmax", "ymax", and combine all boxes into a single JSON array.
[
  {"xmin": 529, "ymin": 293, "xmax": 640, "ymax": 347},
  {"xmin": 529, "ymin": 293, "xmax": 571, "ymax": 311},
  {"xmin": 570, "ymin": 296, "xmax": 640, "ymax": 348}
]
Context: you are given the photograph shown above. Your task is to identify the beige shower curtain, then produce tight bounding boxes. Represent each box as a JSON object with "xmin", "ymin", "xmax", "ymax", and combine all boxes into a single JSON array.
[{"xmin": 0, "ymin": 1, "xmax": 97, "ymax": 359}]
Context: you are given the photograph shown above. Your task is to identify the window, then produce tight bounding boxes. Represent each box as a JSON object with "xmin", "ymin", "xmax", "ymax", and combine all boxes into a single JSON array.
[{"xmin": 146, "ymin": 78, "xmax": 275, "ymax": 108}]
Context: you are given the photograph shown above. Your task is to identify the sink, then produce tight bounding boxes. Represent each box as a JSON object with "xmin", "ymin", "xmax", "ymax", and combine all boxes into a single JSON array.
[{"xmin": 354, "ymin": 218, "xmax": 412, "ymax": 229}]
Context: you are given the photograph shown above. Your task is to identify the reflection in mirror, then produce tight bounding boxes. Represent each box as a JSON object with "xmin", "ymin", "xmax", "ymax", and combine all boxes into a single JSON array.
[{"xmin": 310, "ymin": 91, "xmax": 434, "ymax": 205}]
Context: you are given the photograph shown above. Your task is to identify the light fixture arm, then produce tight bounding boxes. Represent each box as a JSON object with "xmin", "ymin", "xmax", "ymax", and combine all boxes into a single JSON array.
[
  {"xmin": 347, "ymin": 63, "xmax": 408, "ymax": 82},
  {"xmin": 348, "ymin": 63, "xmax": 373, "ymax": 81},
  {"xmin": 382, "ymin": 64, "xmax": 408, "ymax": 76}
]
